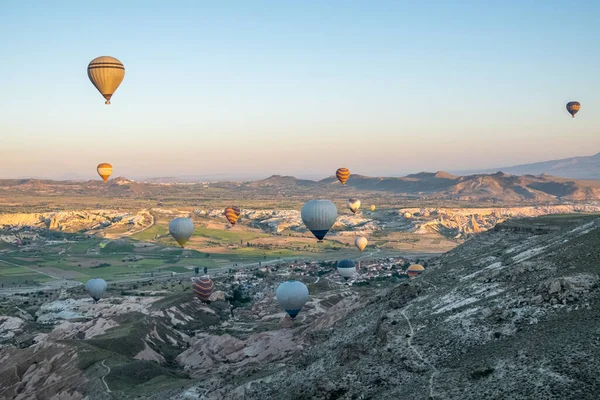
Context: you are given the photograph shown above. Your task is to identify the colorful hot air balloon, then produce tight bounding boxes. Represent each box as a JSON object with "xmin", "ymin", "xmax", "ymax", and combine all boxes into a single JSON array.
[
  {"xmin": 337, "ymin": 259, "xmax": 356, "ymax": 281},
  {"xmin": 404, "ymin": 212, "xmax": 412, "ymax": 219},
  {"xmin": 88, "ymin": 56, "xmax": 125, "ymax": 105},
  {"xmin": 336, "ymin": 168, "xmax": 350, "ymax": 184},
  {"xmin": 276, "ymin": 280, "xmax": 309, "ymax": 320},
  {"xmin": 97, "ymin": 163, "xmax": 113, "ymax": 182},
  {"xmin": 370, "ymin": 205, "xmax": 376, "ymax": 212},
  {"xmin": 224, "ymin": 206, "xmax": 241, "ymax": 226},
  {"xmin": 566, "ymin": 101, "xmax": 580, "ymax": 118},
  {"xmin": 301, "ymin": 200, "xmax": 337, "ymax": 241},
  {"xmin": 355, "ymin": 236, "xmax": 368, "ymax": 252},
  {"xmin": 407, "ymin": 264, "xmax": 425, "ymax": 278},
  {"xmin": 169, "ymin": 217, "xmax": 194, "ymax": 247},
  {"xmin": 85, "ymin": 278, "xmax": 107, "ymax": 303},
  {"xmin": 191, "ymin": 276, "xmax": 214, "ymax": 302},
  {"xmin": 347, "ymin": 198, "xmax": 361, "ymax": 215}
]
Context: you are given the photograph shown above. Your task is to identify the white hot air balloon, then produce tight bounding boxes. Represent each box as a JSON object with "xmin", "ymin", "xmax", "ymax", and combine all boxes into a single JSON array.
[
  {"xmin": 301, "ymin": 200, "xmax": 337, "ymax": 241},
  {"xmin": 86, "ymin": 278, "xmax": 107, "ymax": 303},
  {"xmin": 347, "ymin": 198, "xmax": 361, "ymax": 215},
  {"xmin": 276, "ymin": 280, "xmax": 309, "ymax": 320},
  {"xmin": 355, "ymin": 236, "xmax": 368, "ymax": 252},
  {"xmin": 337, "ymin": 259, "xmax": 356, "ymax": 281},
  {"xmin": 169, "ymin": 217, "xmax": 194, "ymax": 247}
]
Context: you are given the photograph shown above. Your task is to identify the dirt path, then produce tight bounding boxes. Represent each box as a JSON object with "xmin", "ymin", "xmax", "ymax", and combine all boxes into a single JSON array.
[
  {"xmin": 101, "ymin": 359, "xmax": 112, "ymax": 394},
  {"xmin": 401, "ymin": 306, "xmax": 438, "ymax": 399}
]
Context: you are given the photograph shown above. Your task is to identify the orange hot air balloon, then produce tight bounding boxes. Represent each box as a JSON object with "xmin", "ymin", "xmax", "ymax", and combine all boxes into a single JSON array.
[
  {"xmin": 566, "ymin": 101, "xmax": 580, "ymax": 118},
  {"xmin": 224, "ymin": 206, "xmax": 241, "ymax": 225},
  {"xmin": 407, "ymin": 264, "xmax": 425, "ymax": 278},
  {"xmin": 88, "ymin": 56, "xmax": 125, "ymax": 105},
  {"xmin": 97, "ymin": 163, "xmax": 113, "ymax": 182},
  {"xmin": 336, "ymin": 168, "xmax": 350, "ymax": 184}
]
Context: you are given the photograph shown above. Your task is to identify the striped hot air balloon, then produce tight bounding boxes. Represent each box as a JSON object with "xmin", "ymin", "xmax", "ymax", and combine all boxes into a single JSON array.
[
  {"xmin": 85, "ymin": 278, "xmax": 107, "ymax": 303},
  {"xmin": 566, "ymin": 101, "xmax": 580, "ymax": 118},
  {"xmin": 301, "ymin": 199, "xmax": 337, "ymax": 241},
  {"xmin": 336, "ymin": 168, "xmax": 350, "ymax": 184},
  {"xmin": 169, "ymin": 217, "xmax": 194, "ymax": 247},
  {"xmin": 347, "ymin": 198, "xmax": 361, "ymax": 215},
  {"xmin": 337, "ymin": 259, "xmax": 356, "ymax": 281},
  {"xmin": 407, "ymin": 264, "xmax": 425, "ymax": 278},
  {"xmin": 224, "ymin": 206, "xmax": 241, "ymax": 226},
  {"xmin": 88, "ymin": 56, "xmax": 125, "ymax": 105},
  {"xmin": 276, "ymin": 280, "xmax": 309, "ymax": 320},
  {"xmin": 97, "ymin": 163, "xmax": 113, "ymax": 182},
  {"xmin": 355, "ymin": 236, "xmax": 368, "ymax": 252},
  {"xmin": 191, "ymin": 276, "xmax": 214, "ymax": 302}
]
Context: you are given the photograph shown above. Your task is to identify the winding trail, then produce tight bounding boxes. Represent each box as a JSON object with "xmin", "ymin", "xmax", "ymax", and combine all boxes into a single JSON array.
[
  {"xmin": 401, "ymin": 307, "xmax": 438, "ymax": 399},
  {"xmin": 101, "ymin": 359, "xmax": 112, "ymax": 394}
]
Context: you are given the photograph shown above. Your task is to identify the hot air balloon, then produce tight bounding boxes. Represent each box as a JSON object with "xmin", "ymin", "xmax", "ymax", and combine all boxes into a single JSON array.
[
  {"xmin": 301, "ymin": 200, "xmax": 337, "ymax": 241},
  {"xmin": 337, "ymin": 259, "xmax": 356, "ymax": 281},
  {"xmin": 355, "ymin": 236, "xmax": 368, "ymax": 252},
  {"xmin": 224, "ymin": 206, "xmax": 241, "ymax": 226},
  {"xmin": 169, "ymin": 217, "xmax": 194, "ymax": 247},
  {"xmin": 88, "ymin": 56, "xmax": 125, "ymax": 105},
  {"xmin": 370, "ymin": 205, "xmax": 376, "ymax": 212},
  {"xmin": 566, "ymin": 101, "xmax": 580, "ymax": 118},
  {"xmin": 276, "ymin": 280, "xmax": 309, "ymax": 320},
  {"xmin": 97, "ymin": 163, "xmax": 113, "ymax": 182},
  {"xmin": 404, "ymin": 212, "xmax": 412, "ymax": 219},
  {"xmin": 336, "ymin": 168, "xmax": 350, "ymax": 184},
  {"xmin": 191, "ymin": 276, "xmax": 214, "ymax": 302},
  {"xmin": 347, "ymin": 198, "xmax": 361, "ymax": 215},
  {"xmin": 85, "ymin": 278, "xmax": 107, "ymax": 303},
  {"xmin": 407, "ymin": 264, "xmax": 425, "ymax": 278}
]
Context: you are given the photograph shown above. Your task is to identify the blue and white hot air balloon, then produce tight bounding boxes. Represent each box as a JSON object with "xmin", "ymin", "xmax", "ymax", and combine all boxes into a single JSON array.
[
  {"xmin": 276, "ymin": 280, "xmax": 309, "ymax": 320},
  {"xmin": 85, "ymin": 278, "xmax": 107, "ymax": 303},
  {"xmin": 301, "ymin": 199, "xmax": 337, "ymax": 241},
  {"xmin": 337, "ymin": 259, "xmax": 356, "ymax": 281}
]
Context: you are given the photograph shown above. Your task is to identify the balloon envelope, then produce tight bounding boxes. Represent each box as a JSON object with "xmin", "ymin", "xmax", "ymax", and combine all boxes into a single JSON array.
[
  {"xmin": 276, "ymin": 280, "xmax": 309, "ymax": 319},
  {"xmin": 85, "ymin": 278, "xmax": 107, "ymax": 302},
  {"xmin": 301, "ymin": 200, "xmax": 337, "ymax": 241},
  {"xmin": 336, "ymin": 168, "xmax": 350, "ymax": 184},
  {"xmin": 97, "ymin": 163, "xmax": 113, "ymax": 182},
  {"xmin": 224, "ymin": 206, "xmax": 241, "ymax": 225},
  {"xmin": 88, "ymin": 56, "xmax": 125, "ymax": 104},
  {"xmin": 370, "ymin": 205, "xmax": 376, "ymax": 211},
  {"xmin": 191, "ymin": 276, "xmax": 214, "ymax": 301},
  {"xmin": 337, "ymin": 259, "xmax": 356, "ymax": 281},
  {"xmin": 169, "ymin": 217, "xmax": 194, "ymax": 247},
  {"xmin": 566, "ymin": 101, "xmax": 580, "ymax": 118},
  {"xmin": 347, "ymin": 198, "xmax": 361, "ymax": 214},
  {"xmin": 407, "ymin": 264, "xmax": 425, "ymax": 278},
  {"xmin": 355, "ymin": 236, "xmax": 368, "ymax": 252}
]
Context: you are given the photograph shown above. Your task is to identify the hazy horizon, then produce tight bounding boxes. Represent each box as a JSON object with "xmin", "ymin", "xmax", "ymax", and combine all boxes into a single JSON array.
[{"xmin": 2, "ymin": 1, "xmax": 599, "ymax": 180}]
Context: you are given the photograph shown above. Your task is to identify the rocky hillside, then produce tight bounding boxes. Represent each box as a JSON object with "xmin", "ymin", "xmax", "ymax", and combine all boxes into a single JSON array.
[{"xmin": 212, "ymin": 214, "xmax": 600, "ymax": 399}]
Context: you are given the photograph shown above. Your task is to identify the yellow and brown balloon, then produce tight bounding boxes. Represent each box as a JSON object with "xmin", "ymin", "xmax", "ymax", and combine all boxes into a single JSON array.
[
  {"xmin": 566, "ymin": 101, "xmax": 580, "ymax": 118},
  {"xmin": 88, "ymin": 56, "xmax": 125, "ymax": 105},
  {"xmin": 336, "ymin": 168, "xmax": 350, "ymax": 185},
  {"xmin": 97, "ymin": 163, "xmax": 113, "ymax": 182},
  {"xmin": 224, "ymin": 206, "xmax": 241, "ymax": 225}
]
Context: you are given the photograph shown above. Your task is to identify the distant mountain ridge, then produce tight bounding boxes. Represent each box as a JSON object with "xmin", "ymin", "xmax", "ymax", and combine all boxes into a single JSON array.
[
  {"xmin": 470, "ymin": 152, "xmax": 600, "ymax": 180},
  {"xmin": 3, "ymin": 170, "xmax": 600, "ymax": 204}
]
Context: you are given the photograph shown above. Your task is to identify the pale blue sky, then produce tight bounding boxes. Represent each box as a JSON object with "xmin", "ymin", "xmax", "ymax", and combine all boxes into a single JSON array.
[{"xmin": 1, "ymin": 1, "xmax": 598, "ymax": 180}]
